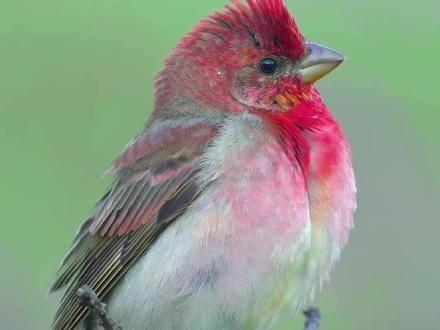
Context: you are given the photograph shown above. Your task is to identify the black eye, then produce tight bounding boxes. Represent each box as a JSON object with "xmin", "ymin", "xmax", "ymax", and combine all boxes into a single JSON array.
[{"xmin": 259, "ymin": 58, "xmax": 278, "ymax": 75}]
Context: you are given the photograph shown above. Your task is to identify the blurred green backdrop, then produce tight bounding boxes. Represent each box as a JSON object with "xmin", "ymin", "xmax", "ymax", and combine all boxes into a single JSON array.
[{"xmin": 1, "ymin": 0, "xmax": 439, "ymax": 329}]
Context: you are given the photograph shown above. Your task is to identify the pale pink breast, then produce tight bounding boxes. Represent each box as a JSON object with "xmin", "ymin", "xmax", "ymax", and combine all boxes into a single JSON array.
[
  {"xmin": 305, "ymin": 124, "xmax": 357, "ymax": 258},
  {"xmin": 194, "ymin": 115, "xmax": 312, "ymax": 279}
]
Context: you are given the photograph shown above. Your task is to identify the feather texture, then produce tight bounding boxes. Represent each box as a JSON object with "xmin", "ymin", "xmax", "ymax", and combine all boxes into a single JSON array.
[
  {"xmin": 50, "ymin": 0, "xmax": 357, "ymax": 328},
  {"xmin": 50, "ymin": 115, "xmax": 223, "ymax": 329}
]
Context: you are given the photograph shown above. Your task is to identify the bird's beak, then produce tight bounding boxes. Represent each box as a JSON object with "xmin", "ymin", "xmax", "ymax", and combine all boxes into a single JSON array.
[{"xmin": 299, "ymin": 42, "xmax": 345, "ymax": 85}]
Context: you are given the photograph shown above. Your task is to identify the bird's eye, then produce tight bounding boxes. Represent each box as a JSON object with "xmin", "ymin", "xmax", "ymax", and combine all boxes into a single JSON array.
[{"xmin": 259, "ymin": 58, "xmax": 278, "ymax": 75}]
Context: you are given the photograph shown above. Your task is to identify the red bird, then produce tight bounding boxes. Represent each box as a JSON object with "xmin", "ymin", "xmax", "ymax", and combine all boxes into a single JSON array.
[{"xmin": 51, "ymin": 0, "xmax": 357, "ymax": 329}]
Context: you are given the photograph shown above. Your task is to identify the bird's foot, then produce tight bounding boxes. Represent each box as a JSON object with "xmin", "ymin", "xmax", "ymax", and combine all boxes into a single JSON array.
[
  {"xmin": 303, "ymin": 307, "xmax": 321, "ymax": 330},
  {"xmin": 77, "ymin": 286, "xmax": 122, "ymax": 330}
]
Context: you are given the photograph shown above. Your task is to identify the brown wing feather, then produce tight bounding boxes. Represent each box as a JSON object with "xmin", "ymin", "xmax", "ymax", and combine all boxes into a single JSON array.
[{"xmin": 50, "ymin": 117, "xmax": 222, "ymax": 329}]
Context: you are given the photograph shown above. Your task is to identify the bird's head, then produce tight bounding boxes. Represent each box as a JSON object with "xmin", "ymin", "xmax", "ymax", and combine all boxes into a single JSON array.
[{"xmin": 155, "ymin": 0, "xmax": 344, "ymax": 118}]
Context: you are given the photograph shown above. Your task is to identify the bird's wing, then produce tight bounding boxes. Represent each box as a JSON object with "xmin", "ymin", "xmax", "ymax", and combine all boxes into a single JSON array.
[{"xmin": 50, "ymin": 115, "xmax": 222, "ymax": 329}]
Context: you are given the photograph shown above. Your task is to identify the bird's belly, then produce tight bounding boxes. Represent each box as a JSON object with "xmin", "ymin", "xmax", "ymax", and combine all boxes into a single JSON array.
[
  {"xmin": 104, "ymin": 225, "xmax": 335, "ymax": 330},
  {"xmin": 106, "ymin": 144, "xmax": 312, "ymax": 329},
  {"xmin": 106, "ymin": 209, "xmax": 311, "ymax": 330}
]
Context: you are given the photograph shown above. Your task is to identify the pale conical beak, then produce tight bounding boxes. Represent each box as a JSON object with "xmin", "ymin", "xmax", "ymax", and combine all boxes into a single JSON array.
[{"xmin": 299, "ymin": 42, "xmax": 345, "ymax": 85}]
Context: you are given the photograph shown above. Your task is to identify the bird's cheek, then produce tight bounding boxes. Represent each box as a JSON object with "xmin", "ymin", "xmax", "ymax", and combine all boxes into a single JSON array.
[
  {"xmin": 270, "ymin": 78, "xmax": 310, "ymax": 111},
  {"xmin": 273, "ymin": 93, "xmax": 300, "ymax": 111},
  {"xmin": 232, "ymin": 71, "xmax": 276, "ymax": 110}
]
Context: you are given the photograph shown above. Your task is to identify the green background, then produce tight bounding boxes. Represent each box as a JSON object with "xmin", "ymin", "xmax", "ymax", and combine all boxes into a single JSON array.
[{"xmin": 1, "ymin": 0, "xmax": 439, "ymax": 329}]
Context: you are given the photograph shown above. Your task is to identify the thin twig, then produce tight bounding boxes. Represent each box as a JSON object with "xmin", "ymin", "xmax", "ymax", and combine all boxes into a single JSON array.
[
  {"xmin": 76, "ymin": 286, "xmax": 122, "ymax": 330},
  {"xmin": 303, "ymin": 307, "xmax": 321, "ymax": 330}
]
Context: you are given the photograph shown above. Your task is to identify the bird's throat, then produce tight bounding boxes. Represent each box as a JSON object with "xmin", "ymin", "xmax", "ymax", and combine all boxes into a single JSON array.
[{"xmin": 263, "ymin": 111, "xmax": 311, "ymax": 184}]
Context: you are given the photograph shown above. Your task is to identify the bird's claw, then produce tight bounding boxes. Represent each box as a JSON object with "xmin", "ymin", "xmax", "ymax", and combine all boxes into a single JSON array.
[{"xmin": 303, "ymin": 307, "xmax": 321, "ymax": 330}]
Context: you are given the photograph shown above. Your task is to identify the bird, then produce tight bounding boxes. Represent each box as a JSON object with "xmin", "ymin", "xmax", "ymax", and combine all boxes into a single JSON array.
[{"xmin": 50, "ymin": 0, "xmax": 357, "ymax": 329}]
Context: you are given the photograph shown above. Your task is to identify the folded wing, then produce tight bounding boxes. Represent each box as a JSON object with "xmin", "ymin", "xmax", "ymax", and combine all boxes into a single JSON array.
[{"xmin": 50, "ymin": 115, "xmax": 222, "ymax": 329}]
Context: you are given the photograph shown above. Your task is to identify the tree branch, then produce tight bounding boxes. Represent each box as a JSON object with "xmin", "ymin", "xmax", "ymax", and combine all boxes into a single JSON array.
[
  {"xmin": 76, "ymin": 286, "xmax": 122, "ymax": 330},
  {"xmin": 303, "ymin": 307, "xmax": 321, "ymax": 330}
]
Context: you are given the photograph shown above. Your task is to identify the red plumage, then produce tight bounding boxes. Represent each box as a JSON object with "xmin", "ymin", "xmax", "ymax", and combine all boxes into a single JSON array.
[
  {"xmin": 211, "ymin": 0, "xmax": 306, "ymax": 59},
  {"xmin": 51, "ymin": 1, "xmax": 355, "ymax": 329}
]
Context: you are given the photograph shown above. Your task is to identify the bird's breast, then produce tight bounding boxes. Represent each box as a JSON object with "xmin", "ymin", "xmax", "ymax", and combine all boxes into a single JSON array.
[
  {"xmin": 297, "ymin": 124, "xmax": 357, "ymax": 296},
  {"xmin": 107, "ymin": 114, "xmax": 356, "ymax": 330}
]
